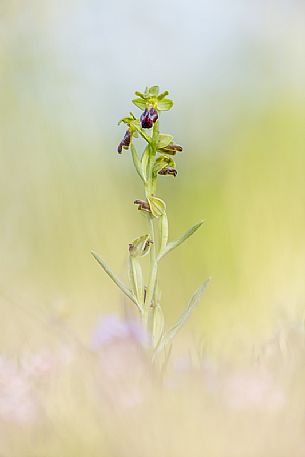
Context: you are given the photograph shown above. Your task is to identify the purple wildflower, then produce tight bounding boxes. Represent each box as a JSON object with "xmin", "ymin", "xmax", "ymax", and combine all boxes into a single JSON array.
[{"xmin": 91, "ymin": 315, "xmax": 150, "ymax": 350}]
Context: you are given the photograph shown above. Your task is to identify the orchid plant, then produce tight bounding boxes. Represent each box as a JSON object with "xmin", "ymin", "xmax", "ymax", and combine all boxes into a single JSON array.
[{"xmin": 92, "ymin": 86, "xmax": 209, "ymax": 355}]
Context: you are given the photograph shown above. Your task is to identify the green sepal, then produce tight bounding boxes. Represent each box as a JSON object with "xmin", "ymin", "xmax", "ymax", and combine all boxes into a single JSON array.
[
  {"xmin": 132, "ymin": 98, "xmax": 147, "ymax": 110},
  {"xmin": 157, "ymin": 134, "xmax": 174, "ymax": 150},
  {"xmin": 129, "ymin": 234, "xmax": 152, "ymax": 257},
  {"xmin": 149, "ymin": 85, "xmax": 160, "ymax": 96},
  {"xmin": 153, "ymin": 155, "xmax": 175, "ymax": 175},
  {"xmin": 157, "ymin": 99, "xmax": 174, "ymax": 111},
  {"xmin": 148, "ymin": 196, "xmax": 166, "ymax": 218}
]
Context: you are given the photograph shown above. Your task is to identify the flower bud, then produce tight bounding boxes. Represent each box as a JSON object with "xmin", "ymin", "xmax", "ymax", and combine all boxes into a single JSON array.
[
  {"xmin": 158, "ymin": 167, "xmax": 177, "ymax": 177},
  {"xmin": 117, "ymin": 129, "xmax": 131, "ymax": 154},
  {"xmin": 140, "ymin": 108, "xmax": 158, "ymax": 129},
  {"xmin": 129, "ymin": 234, "xmax": 153, "ymax": 257}
]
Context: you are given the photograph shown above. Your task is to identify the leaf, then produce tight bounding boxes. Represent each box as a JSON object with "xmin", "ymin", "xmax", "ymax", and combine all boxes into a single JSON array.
[
  {"xmin": 132, "ymin": 98, "xmax": 147, "ymax": 110},
  {"xmin": 157, "ymin": 99, "xmax": 174, "ymax": 111},
  {"xmin": 148, "ymin": 196, "xmax": 166, "ymax": 218},
  {"xmin": 157, "ymin": 134, "xmax": 174, "ymax": 150},
  {"xmin": 156, "ymin": 278, "xmax": 210, "ymax": 352},
  {"xmin": 149, "ymin": 85, "xmax": 159, "ymax": 96},
  {"xmin": 158, "ymin": 221, "xmax": 203, "ymax": 260},
  {"xmin": 141, "ymin": 145, "xmax": 150, "ymax": 181},
  {"xmin": 91, "ymin": 251, "xmax": 142, "ymax": 312},
  {"xmin": 131, "ymin": 143, "xmax": 145, "ymax": 182}
]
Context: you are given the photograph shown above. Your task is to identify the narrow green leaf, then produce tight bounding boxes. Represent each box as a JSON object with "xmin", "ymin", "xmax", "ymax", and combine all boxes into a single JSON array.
[
  {"xmin": 158, "ymin": 221, "xmax": 204, "ymax": 260},
  {"xmin": 132, "ymin": 98, "xmax": 147, "ymax": 110},
  {"xmin": 91, "ymin": 251, "xmax": 142, "ymax": 312},
  {"xmin": 131, "ymin": 144, "xmax": 145, "ymax": 182},
  {"xmin": 141, "ymin": 145, "xmax": 150, "ymax": 181},
  {"xmin": 156, "ymin": 278, "xmax": 210, "ymax": 352},
  {"xmin": 157, "ymin": 99, "xmax": 174, "ymax": 111},
  {"xmin": 129, "ymin": 234, "xmax": 152, "ymax": 257}
]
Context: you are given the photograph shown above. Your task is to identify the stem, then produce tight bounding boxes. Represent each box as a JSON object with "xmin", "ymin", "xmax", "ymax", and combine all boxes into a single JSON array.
[
  {"xmin": 144, "ymin": 215, "xmax": 158, "ymax": 328},
  {"xmin": 139, "ymin": 121, "xmax": 167, "ymax": 346},
  {"xmin": 143, "ymin": 122, "xmax": 159, "ymax": 333}
]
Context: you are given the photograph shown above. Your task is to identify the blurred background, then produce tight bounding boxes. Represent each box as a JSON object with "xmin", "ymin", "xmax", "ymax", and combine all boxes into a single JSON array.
[{"xmin": 0, "ymin": 0, "xmax": 304, "ymax": 354}]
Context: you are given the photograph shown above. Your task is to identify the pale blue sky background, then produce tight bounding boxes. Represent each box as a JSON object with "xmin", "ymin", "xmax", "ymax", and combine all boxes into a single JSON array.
[{"xmin": 2, "ymin": 0, "xmax": 304, "ymax": 144}]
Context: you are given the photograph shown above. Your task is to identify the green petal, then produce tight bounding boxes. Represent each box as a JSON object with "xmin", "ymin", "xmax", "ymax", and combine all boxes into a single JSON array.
[{"xmin": 157, "ymin": 90, "xmax": 169, "ymax": 101}]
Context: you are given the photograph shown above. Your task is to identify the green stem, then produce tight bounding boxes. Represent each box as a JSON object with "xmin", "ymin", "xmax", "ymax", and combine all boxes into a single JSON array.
[
  {"xmin": 142, "ymin": 121, "xmax": 164, "ymax": 344},
  {"xmin": 144, "ymin": 215, "xmax": 158, "ymax": 327}
]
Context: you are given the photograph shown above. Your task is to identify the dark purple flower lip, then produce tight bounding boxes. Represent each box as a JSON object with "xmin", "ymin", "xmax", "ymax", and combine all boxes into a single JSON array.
[
  {"xmin": 140, "ymin": 108, "xmax": 158, "ymax": 129},
  {"xmin": 134, "ymin": 199, "xmax": 151, "ymax": 212},
  {"xmin": 117, "ymin": 129, "xmax": 131, "ymax": 153},
  {"xmin": 158, "ymin": 167, "xmax": 177, "ymax": 177}
]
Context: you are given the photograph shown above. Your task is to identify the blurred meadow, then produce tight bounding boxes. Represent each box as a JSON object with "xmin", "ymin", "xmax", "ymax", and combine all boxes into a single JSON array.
[{"xmin": 0, "ymin": 0, "xmax": 305, "ymax": 455}]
